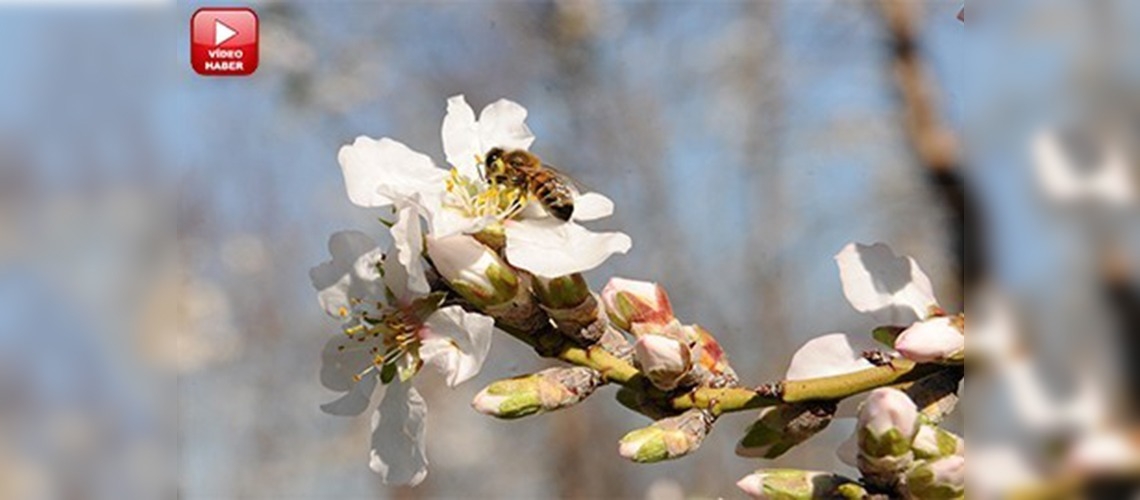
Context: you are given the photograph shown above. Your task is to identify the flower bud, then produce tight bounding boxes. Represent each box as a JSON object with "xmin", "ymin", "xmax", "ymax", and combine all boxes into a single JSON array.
[
  {"xmin": 857, "ymin": 388, "xmax": 920, "ymax": 490},
  {"xmin": 534, "ymin": 275, "xmax": 605, "ymax": 344},
  {"xmin": 911, "ymin": 424, "xmax": 964, "ymax": 460},
  {"xmin": 601, "ymin": 277, "xmax": 674, "ymax": 332},
  {"xmin": 904, "ymin": 455, "xmax": 965, "ymax": 499},
  {"xmin": 894, "ymin": 315, "xmax": 964, "ymax": 363},
  {"xmin": 427, "ymin": 234, "xmax": 519, "ymax": 308},
  {"xmin": 736, "ymin": 403, "xmax": 835, "ymax": 459},
  {"xmin": 472, "ymin": 367, "xmax": 602, "ymax": 419},
  {"xmin": 736, "ymin": 469, "xmax": 865, "ymax": 500},
  {"xmin": 633, "ymin": 334, "xmax": 692, "ymax": 391},
  {"xmin": 618, "ymin": 409, "xmax": 711, "ymax": 463},
  {"xmin": 858, "ymin": 388, "xmax": 919, "ymax": 458},
  {"xmin": 534, "ymin": 274, "xmax": 592, "ymax": 310}
]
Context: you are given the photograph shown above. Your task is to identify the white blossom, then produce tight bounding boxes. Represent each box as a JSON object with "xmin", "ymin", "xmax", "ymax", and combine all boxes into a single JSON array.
[
  {"xmin": 335, "ymin": 95, "xmax": 630, "ymax": 278},
  {"xmin": 311, "ymin": 231, "xmax": 494, "ymax": 485}
]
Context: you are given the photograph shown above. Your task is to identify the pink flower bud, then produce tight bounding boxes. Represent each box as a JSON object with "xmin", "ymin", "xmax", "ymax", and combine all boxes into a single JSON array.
[
  {"xmin": 858, "ymin": 388, "xmax": 919, "ymax": 458},
  {"xmin": 894, "ymin": 316, "xmax": 964, "ymax": 363},
  {"xmin": 601, "ymin": 277, "xmax": 674, "ymax": 331},
  {"xmin": 633, "ymin": 333, "xmax": 692, "ymax": 391}
]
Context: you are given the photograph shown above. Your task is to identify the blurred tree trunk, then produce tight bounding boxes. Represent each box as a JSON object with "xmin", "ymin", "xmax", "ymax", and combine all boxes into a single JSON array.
[{"xmin": 875, "ymin": 0, "xmax": 977, "ymax": 310}]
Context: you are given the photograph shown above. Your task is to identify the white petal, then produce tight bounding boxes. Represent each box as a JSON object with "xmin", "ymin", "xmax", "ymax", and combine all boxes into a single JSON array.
[
  {"xmin": 369, "ymin": 382, "xmax": 428, "ymax": 486},
  {"xmin": 477, "ymin": 99, "xmax": 535, "ymax": 152},
  {"xmin": 386, "ymin": 205, "xmax": 429, "ymax": 301},
  {"xmin": 419, "ymin": 306, "xmax": 495, "ymax": 387},
  {"xmin": 321, "ymin": 371, "xmax": 380, "ymax": 417},
  {"xmin": 310, "ymin": 231, "xmax": 381, "ymax": 317},
  {"xmin": 314, "ymin": 274, "xmax": 353, "ymax": 320},
  {"xmin": 785, "ymin": 333, "xmax": 876, "ymax": 380},
  {"xmin": 571, "ymin": 192, "xmax": 615, "ymax": 221},
  {"xmin": 504, "ymin": 219, "xmax": 631, "ymax": 278},
  {"xmin": 319, "ymin": 334, "xmax": 384, "ymax": 415},
  {"xmin": 337, "ymin": 136, "xmax": 448, "ymax": 207},
  {"xmin": 441, "ymin": 95, "xmax": 482, "ymax": 178},
  {"xmin": 429, "ymin": 208, "xmax": 491, "ymax": 238},
  {"xmin": 835, "ymin": 242, "xmax": 939, "ymax": 325}
]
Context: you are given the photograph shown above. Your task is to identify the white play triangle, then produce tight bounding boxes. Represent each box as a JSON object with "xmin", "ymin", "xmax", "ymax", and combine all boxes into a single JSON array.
[{"xmin": 214, "ymin": 19, "xmax": 238, "ymax": 46}]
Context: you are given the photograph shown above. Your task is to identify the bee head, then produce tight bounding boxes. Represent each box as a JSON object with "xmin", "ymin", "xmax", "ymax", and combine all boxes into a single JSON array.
[{"xmin": 484, "ymin": 147, "xmax": 507, "ymax": 180}]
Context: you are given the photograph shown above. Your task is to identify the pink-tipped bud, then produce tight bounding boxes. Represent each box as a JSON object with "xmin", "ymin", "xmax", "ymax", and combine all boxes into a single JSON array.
[
  {"xmin": 858, "ymin": 388, "xmax": 919, "ymax": 458},
  {"xmin": 601, "ymin": 277, "xmax": 674, "ymax": 332},
  {"xmin": 633, "ymin": 333, "xmax": 692, "ymax": 391},
  {"xmin": 894, "ymin": 315, "xmax": 964, "ymax": 363}
]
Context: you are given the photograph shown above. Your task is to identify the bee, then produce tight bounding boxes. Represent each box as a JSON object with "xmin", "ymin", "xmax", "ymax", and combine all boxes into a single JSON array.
[{"xmin": 483, "ymin": 148, "xmax": 577, "ymax": 221}]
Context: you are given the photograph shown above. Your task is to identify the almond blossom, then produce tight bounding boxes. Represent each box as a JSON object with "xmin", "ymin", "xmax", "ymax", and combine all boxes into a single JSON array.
[
  {"xmin": 336, "ymin": 95, "xmax": 631, "ymax": 279},
  {"xmin": 310, "ymin": 230, "xmax": 494, "ymax": 485}
]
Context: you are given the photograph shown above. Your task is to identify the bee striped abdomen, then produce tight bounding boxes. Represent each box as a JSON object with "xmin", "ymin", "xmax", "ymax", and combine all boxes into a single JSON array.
[{"xmin": 532, "ymin": 176, "xmax": 575, "ymax": 221}]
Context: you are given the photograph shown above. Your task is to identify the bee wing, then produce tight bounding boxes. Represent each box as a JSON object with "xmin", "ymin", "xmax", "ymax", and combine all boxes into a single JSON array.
[{"xmin": 540, "ymin": 162, "xmax": 587, "ymax": 196}]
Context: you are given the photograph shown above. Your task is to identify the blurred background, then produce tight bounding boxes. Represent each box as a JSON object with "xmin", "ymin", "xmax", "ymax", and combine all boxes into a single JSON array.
[{"xmin": 0, "ymin": 0, "xmax": 1135, "ymax": 498}]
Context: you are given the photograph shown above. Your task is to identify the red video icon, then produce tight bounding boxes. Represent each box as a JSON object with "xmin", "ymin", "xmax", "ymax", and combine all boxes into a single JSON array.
[{"xmin": 191, "ymin": 8, "xmax": 258, "ymax": 76}]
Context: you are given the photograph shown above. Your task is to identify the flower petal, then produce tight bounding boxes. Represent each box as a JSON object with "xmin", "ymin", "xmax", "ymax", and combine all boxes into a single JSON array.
[
  {"xmin": 441, "ymin": 95, "xmax": 482, "ymax": 178},
  {"xmin": 310, "ymin": 231, "xmax": 382, "ymax": 318},
  {"xmin": 386, "ymin": 205, "xmax": 429, "ymax": 301},
  {"xmin": 504, "ymin": 219, "xmax": 631, "ymax": 278},
  {"xmin": 319, "ymin": 333, "xmax": 384, "ymax": 415},
  {"xmin": 337, "ymin": 136, "xmax": 447, "ymax": 208},
  {"xmin": 419, "ymin": 306, "xmax": 495, "ymax": 387},
  {"xmin": 440, "ymin": 95, "xmax": 535, "ymax": 179},
  {"xmin": 571, "ymin": 192, "xmax": 615, "ymax": 221},
  {"xmin": 321, "ymin": 371, "xmax": 380, "ymax": 417},
  {"xmin": 477, "ymin": 99, "xmax": 535, "ymax": 152},
  {"xmin": 369, "ymin": 382, "xmax": 428, "ymax": 486},
  {"xmin": 835, "ymin": 243, "xmax": 939, "ymax": 325},
  {"xmin": 785, "ymin": 333, "xmax": 876, "ymax": 380}
]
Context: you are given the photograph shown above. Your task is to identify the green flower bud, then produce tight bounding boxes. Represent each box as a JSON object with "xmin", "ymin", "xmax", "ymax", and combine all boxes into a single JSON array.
[
  {"xmin": 904, "ymin": 456, "xmax": 965, "ymax": 499},
  {"xmin": 534, "ymin": 274, "xmax": 592, "ymax": 310},
  {"xmin": 911, "ymin": 424, "xmax": 964, "ymax": 460},
  {"xmin": 736, "ymin": 469, "xmax": 864, "ymax": 499},
  {"xmin": 858, "ymin": 388, "xmax": 919, "ymax": 458},
  {"xmin": 857, "ymin": 388, "xmax": 920, "ymax": 490},
  {"xmin": 472, "ymin": 367, "xmax": 601, "ymax": 419},
  {"xmin": 736, "ymin": 403, "xmax": 835, "ymax": 459},
  {"xmin": 618, "ymin": 409, "xmax": 712, "ymax": 463}
]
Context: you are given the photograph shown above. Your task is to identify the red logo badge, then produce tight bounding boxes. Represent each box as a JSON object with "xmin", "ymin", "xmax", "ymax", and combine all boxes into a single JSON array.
[{"xmin": 191, "ymin": 8, "xmax": 259, "ymax": 76}]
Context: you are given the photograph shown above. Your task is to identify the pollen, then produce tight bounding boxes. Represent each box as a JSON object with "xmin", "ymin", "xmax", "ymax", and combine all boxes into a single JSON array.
[{"xmin": 443, "ymin": 168, "xmax": 528, "ymax": 221}]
